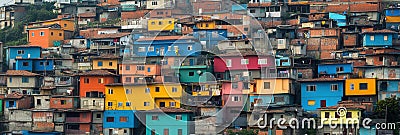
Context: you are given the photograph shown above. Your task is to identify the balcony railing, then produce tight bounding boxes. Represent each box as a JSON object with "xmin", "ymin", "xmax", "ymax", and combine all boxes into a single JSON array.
[{"xmin": 263, "ymin": 73, "xmax": 291, "ymax": 78}]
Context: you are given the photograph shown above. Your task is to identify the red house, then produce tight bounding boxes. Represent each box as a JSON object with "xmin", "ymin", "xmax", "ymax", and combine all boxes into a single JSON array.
[
  {"xmin": 214, "ymin": 51, "xmax": 275, "ymax": 80},
  {"xmin": 78, "ymin": 70, "xmax": 116, "ymax": 98}
]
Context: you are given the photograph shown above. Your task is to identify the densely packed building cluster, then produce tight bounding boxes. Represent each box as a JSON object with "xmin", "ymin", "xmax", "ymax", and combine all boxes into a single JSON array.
[{"xmin": 0, "ymin": 0, "xmax": 400, "ymax": 135}]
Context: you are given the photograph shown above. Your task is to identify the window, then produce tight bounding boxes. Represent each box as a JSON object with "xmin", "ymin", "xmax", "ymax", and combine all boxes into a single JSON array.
[
  {"xmin": 336, "ymin": 66, "xmax": 344, "ymax": 72},
  {"xmin": 97, "ymin": 61, "xmax": 103, "ymax": 66},
  {"xmin": 189, "ymin": 72, "xmax": 195, "ymax": 76},
  {"xmin": 144, "ymin": 102, "xmax": 150, "ymax": 106},
  {"xmin": 307, "ymin": 100, "xmax": 315, "ymax": 106},
  {"xmin": 22, "ymin": 77, "xmax": 29, "ymax": 83},
  {"xmin": 138, "ymin": 47, "xmax": 145, "ymax": 52},
  {"xmin": 325, "ymin": 112, "xmax": 330, "ymax": 118},
  {"xmin": 84, "ymin": 78, "xmax": 89, "ymax": 83},
  {"xmin": 37, "ymin": 99, "xmax": 41, "ymax": 105},
  {"xmin": 152, "ymin": 115, "xmax": 158, "ymax": 120},
  {"xmin": 264, "ymin": 82, "xmax": 270, "ymax": 89},
  {"xmin": 148, "ymin": 46, "xmax": 154, "ymax": 52},
  {"xmin": 298, "ymin": 73, "xmax": 303, "ymax": 78},
  {"xmin": 226, "ymin": 59, "xmax": 232, "ymax": 67},
  {"xmin": 169, "ymin": 102, "xmax": 176, "ymax": 107},
  {"xmin": 9, "ymin": 77, "xmax": 12, "ymax": 83},
  {"xmin": 232, "ymin": 96, "xmax": 240, "ymax": 101},
  {"xmin": 108, "ymin": 89, "xmax": 113, "ymax": 94},
  {"xmin": 61, "ymin": 100, "xmax": 66, "ymax": 105},
  {"xmin": 274, "ymin": 97, "xmax": 284, "ymax": 102},
  {"xmin": 126, "ymin": 89, "xmax": 132, "ymax": 94},
  {"xmin": 172, "ymin": 87, "xmax": 177, "ymax": 92},
  {"xmin": 350, "ymin": 83, "xmax": 355, "ymax": 90},
  {"xmin": 17, "ymin": 50, "xmax": 24, "ymax": 54},
  {"xmin": 152, "ymin": 1, "xmax": 158, "ymax": 5},
  {"xmin": 250, "ymin": 9, "xmax": 255, "ymax": 13},
  {"xmin": 155, "ymin": 87, "xmax": 160, "ymax": 92},
  {"xmin": 370, "ymin": 35, "xmax": 374, "ymax": 41},
  {"xmin": 359, "ymin": 83, "xmax": 368, "ymax": 90},
  {"xmin": 168, "ymin": 46, "xmax": 172, "ymax": 51},
  {"xmin": 96, "ymin": 114, "xmax": 101, "ymax": 119},
  {"xmin": 125, "ymin": 77, "xmax": 132, "ymax": 83},
  {"xmin": 158, "ymin": 21, "xmax": 162, "ymax": 25},
  {"xmin": 331, "ymin": 84, "xmax": 338, "ymax": 91},
  {"xmin": 23, "ymin": 62, "xmax": 29, "ymax": 66},
  {"xmin": 145, "ymin": 88, "xmax": 150, "ymax": 93},
  {"xmin": 137, "ymin": 65, "xmax": 145, "ymax": 70},
  {"xmin": 176, "ymin": 115, "xmax": 182, "ymax": 120},
  {"xmin": 232, "ymin": 83, "xmax": 238, "ymax": 89},
  {"xmin": 109, "ymin": 62, "xmax": 113, "ymax": 66},
  {"xmin": 164, "ymin": 129, "xmax": 169, "ymax": 135},
  {"xmin": 306, "ymin": 85, "xmax": 316, "ymax": 91},
  {"xmin": 178, "ymin": 129, "xmax": 182, "ymax": 135},
  {"xmin": 126, "ymin": 102, "xmax": 131, "ymax": 106},
  {"xmin": 187, "ymin": 45, "xmax": 192, "ymax": 50},
  {"xmin": 346, "ymin": 112, "xmax": 352, "ymax": 118},
  {"xmin": 106, "ymin": 117, "xmax": 114, "ymax": 122},
  {"xmin": 98, "ymin": 78, "xmax": 103, "ymax": 83},
  {"xmin": 51, "ymin": 32, "xmax": 54, "ymax": 36},
  {"xmin": 108, "ymin": 102, "xmax": 113, "ymax": 106},
  {"xmin": 8, "ymin": 101, "xmax": 15, "ymax": 107},
  {"xmin": 59, "ymin": 33, "xmax": 62, "ymax": 36},
  {"xmin": 126, "ymin": 65, "xmax": 130, "ymax": 70},
  {"xmin": 31, "ymin": 32, "xmax": 34, "ymax": 37},
  {"xmin": 384, "ymin": 35, "xmax": 388, "ymax": 41},
  {"xmin": 379, "ymin": 56, "xmax": 384, "ymax": 61},
  {"xmin": 120, "ymin": 116, "xmax": 128, "ymax": 122},
  {"xmin": 40, "ymin": 31, "xmax": 44, "ymax": 36},
  {"xmin": 241, "ymin": 59, "xmax": 249, "ymax": 65},
  {"xmin": 258, "ymin": 59, "xmax": 267, "ymax": 64},
  {"xmin": 205, "ymin": 23, "xmax": 209, "ymax": 27},
  {"xmin": 151, "ymin": 21, "xmax": 155, "ymax": 25}
]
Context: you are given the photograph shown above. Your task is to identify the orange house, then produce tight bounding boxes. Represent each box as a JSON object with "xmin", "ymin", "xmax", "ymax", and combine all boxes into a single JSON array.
[
  {"xmin": 27, "ymin": 18, "xmax": 75, "ymax": 32},
  {"xmin": 119, "ymin": 63, "xmax": 162, "ymax": 83},
  {"xmin": 79, "ymin": 70, "xmax": 116, "ymax": 97},
  {"xmin": 27, "ymin": 24, "xmax": 64, "ymax": 48}
]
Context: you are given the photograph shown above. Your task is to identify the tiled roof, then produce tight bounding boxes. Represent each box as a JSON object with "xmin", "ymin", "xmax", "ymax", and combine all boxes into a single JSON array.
[
  {"xmin": 78, "ymin": 70, "xmax": 116, "ymax": 76},
  {"xmin": 146, "ymin": 107, "xmax": 193, "ymax": 113},
  {"xmin": 5, "ymin": 92, "xmax": 24, "ymax": 99},
  {"xmin": 362, "ymin": 29, "xmax": 398, "ymax": 34},
  {"xmin": 320, "ymin": 100, "xmax": 370, "ymax": 110},
  {"xmin": 325, "ymin": 3, "xmax": 379, "ymax": 13},
  {"xmin": 248, "ymin": 2, "xmax": 272, "ymax": 7},
  {"xmin": 298, "ymin": 78, "xmax": 344, "ymax": 82},
  {"xmin": 136, "ymin": 36, "xmax": 195, "ymax": 41},
  {"xmin": 6, "ymin": 70, "xmax": 39, "ymax": 76},
  {"xmin": 78, "ymin": 13, "xmax": 96, "ymax": 18},
  {"xmin": 90, "ymin": 33, "xmax": 131, "ymax": 39}
]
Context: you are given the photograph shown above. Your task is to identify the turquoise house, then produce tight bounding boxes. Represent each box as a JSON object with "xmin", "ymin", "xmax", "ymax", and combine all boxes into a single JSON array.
[
  {"xmin": 362, "ymin": 29, "xmax": 397, "ymax": 47},
  {"xmin": 145, "ymin": 108, "xmax": 194, "ymax": 135},
  {"xmin": 172, "ymin": 65, "xmax": 214, "ymax": 83}
]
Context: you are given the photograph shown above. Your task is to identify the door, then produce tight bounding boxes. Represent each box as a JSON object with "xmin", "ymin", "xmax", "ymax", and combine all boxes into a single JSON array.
[
  {"xmin": 189, "ymin": 59, "xmax": 194, "ymax": 66},
  {"xmin": 159, "ymin": 102, "xmax": 165, "ymax": 107},
  {"xmin": 160, "ymin": 47, "xmax": 165, "ymax": 56},
  {"xmin": 109, "ymin": 129, "xmax": 113, "ymax": 135},
  {"xmin": 320, "ymin": 100, "xmax": 326, "ymax": 108}
]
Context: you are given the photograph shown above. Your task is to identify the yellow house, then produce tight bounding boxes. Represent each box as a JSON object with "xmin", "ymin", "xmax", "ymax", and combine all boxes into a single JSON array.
[
  {"xmin": 147, "ymin": 18, "xmax": 175, "ymax": 31},
  {"xmin": 195, "ymin": 21, "xmax": 216, "ymax": 29},
  {"xmin": 345, "ymin": 78, "xmax": 376, "ymax": 96},
  {"xmin": 92, "ymin": 55, "xmax": 119, "ymax": 71},
  {"xmin": 191, "ymin": 82, "xmax": 220, "ymax": 96},
  {"xmin": 28, "ymin": 18, "xmax": 75, "ymax": 31},
  {"xmin": 105, "ymin": 83, "xmax": 183, "ymax": 111},
  {"xmin": 250, "ymin": 78, "xmax": 295, "ymax": 95},
  {"xmin": 320, "ymin": 107, "xmax": 362, "ymax": 125}
]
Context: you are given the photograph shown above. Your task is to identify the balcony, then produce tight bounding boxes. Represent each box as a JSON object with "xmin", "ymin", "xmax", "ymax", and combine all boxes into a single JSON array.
[
  {"xmin": 263, "ymin": 73, "xmax": 292, "ymax": 78},
  {"xmin": 65, "ymin": 117, "xmax": 80, "ymax": 123},
  {"xmin": 192, "ymin": 89, "xmax": 221, "ymax": 96}
]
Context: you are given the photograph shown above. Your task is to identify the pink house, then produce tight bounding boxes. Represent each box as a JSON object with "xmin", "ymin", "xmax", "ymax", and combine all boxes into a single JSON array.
[
  {"xmin": 214, "ymin": 52, "xmax": 275, "ymax": 80},
  {"xmin": 221, "ymin": 81, "xmax": 248, "ymax": 107}
]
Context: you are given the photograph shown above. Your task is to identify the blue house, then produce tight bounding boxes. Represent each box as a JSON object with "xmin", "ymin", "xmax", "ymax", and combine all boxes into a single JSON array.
[
  {"xmin": 133, "ymin": 36, "xmax": 202, "ymax": 57},
  {"xmin": 20, "ymin": 131, "xmax": 62, "ymax": 135},
  {"xmin": 145, "ymin": 108, "xmax": 194, "ymax": 135},
  {"xmin": 362, "ymin": 29, "xmax": 397, "ymax": 47},
  {"xmin": 103, "ymin": 110, "xmax": 138, "ymax": 134},
  {"xmin": 193, "ymin": 29, "xmax": 228, "ymax": 49},
  {"xmin": 378, "ymin": 79, "xmax": 400, "ymax": 100},
  {"xmin": 275, "ymin": 56, "xmax": 291, "ymax": 67},
  {"xmin": 385, "ymin": 8, "xmax": 400, "ymax": 31},
  {"xmin": 300, "ymin": 78, "xmax": 344, "ymax": 111},
  {"xmin": 6, "ymin": 46, "xmax": 41, "ymax": 70},
  {"xmin": 15, "ymin": 58, "xmax": 54, "ymax": 73},
  {"xmin": 232, "ymin": 4, "xmax": 247, "ymax": 12},
  {"xmin": 318, "ymin": 63, "xmax": 353, "ymax": 76},
  {"xmin": 329, "ymin": 12, "xmax": 346, "ymax": 27}
]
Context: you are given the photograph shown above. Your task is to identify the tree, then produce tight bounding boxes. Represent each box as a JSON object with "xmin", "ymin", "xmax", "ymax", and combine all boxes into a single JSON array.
[{"xmin": 374, "ymin": 97, "xmax": 400, "ymax": 123}]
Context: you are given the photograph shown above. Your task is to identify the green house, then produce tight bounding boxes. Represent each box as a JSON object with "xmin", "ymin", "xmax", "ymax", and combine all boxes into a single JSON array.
[{"xmin": 172, "ymin": 65, "xmax": 214, "ymax": 83}]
